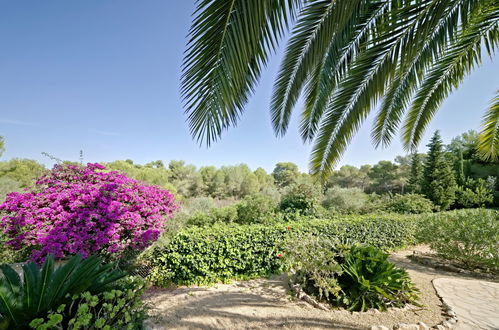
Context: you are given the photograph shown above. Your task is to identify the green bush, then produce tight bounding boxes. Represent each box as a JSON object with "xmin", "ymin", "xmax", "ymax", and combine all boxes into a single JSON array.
[
  {"xmin": 284, "ymin": 239, "xmax": 419, "ymax": 312},
  {"xmin": 321, "ymin": 187, "xmax": 370, "ymax": 214},
  {"xmin": 148, "ymin": 214, "xmax": 418, "ymax": 286},
  {"xmin": 185, "ymin": 205, "xmax": 238, "ymax": 226},
  {"xmin": 454, "ymin": 178, "xmax": 494, "ymax": 208},
  {"xmin": 279, "ymin": 183, "xmax": 321, "ymax": 215},
  {"xmin": 417, "ymin": 209, "xmax": 499, "ymax": 271},
  {"xmin": 384, "ymin": 194, "xmax": 434, "ymax": 214},
  {"xmin": 336, "ymin": 245, "xmax": 419, "ymax": 311},
  {"xmin": 0, "ymin": 255, "xmax": 147, "ymax": 329},
  {"xmin": 235, "ymin": 194, "xmax": 277, "ymax": 224}
]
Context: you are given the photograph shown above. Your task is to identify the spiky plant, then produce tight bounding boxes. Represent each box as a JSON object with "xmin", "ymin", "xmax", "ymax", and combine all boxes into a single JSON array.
[
  {"xmin": 181, "ymin": 0, "xmax": 499, "ymax": 179},
  {"xmin": 0, "ymin": 255, "xmax": 124, "ymax": 329}
]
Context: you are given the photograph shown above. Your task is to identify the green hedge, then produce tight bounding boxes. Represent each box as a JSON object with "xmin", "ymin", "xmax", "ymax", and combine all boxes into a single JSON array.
[{"xmin": 148, "ymin": 214, "xmax": 418, "ymax": 286}]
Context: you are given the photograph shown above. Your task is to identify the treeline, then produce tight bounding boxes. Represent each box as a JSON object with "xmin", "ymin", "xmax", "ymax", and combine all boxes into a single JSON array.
[{"xmin": 0, "ymin": 130, "xmax": 498, "ymax": 209}]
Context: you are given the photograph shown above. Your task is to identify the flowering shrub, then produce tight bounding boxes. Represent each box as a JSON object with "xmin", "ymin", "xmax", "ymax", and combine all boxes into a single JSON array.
[{"xmin": 0, "ymin": 163, "xmax": 177, "ymax": 262}]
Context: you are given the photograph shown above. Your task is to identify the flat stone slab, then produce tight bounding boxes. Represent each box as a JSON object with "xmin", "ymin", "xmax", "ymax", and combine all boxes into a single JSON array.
[{"xmin": 433, "ymin": 278, "xmax": 499, "ymax": 330}]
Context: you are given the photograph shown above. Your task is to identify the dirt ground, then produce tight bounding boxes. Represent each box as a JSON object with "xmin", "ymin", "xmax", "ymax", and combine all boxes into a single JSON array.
[{"xmin": 142, "ymin": 246, "xmax": 482, "ymax": 330}]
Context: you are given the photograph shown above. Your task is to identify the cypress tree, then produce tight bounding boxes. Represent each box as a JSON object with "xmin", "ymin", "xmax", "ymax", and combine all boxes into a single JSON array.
[
  {"xmin": 422, "ymin": 131, "xmax": 457, "ymax": 210},
  {"xmin": 408, "ymin": 153, "xmax": 424, "ymax": 194}
]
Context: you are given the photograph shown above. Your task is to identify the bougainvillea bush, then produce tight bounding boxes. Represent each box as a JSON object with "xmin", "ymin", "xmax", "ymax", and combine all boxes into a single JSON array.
[{"xmin": 0, "ymin": 163, "xmax": 177, "ymax": 263}]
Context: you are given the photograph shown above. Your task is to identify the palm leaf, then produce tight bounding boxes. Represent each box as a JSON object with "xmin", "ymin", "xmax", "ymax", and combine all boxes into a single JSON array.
[
  {"xmin": 478, "ymin": 90, "xmax": 499, "ymax": 160},
  {"xmin": 403, "ymin": 1, "xmax": 499, "ymax": 149},
  {"xmin": 182, "ymin": 0, "xmax": 301, "ymax": 145}
]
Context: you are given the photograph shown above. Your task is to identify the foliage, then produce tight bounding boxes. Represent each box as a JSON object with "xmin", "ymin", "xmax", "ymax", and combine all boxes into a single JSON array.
[
  {"xmin": 235, "ymin": 194, "xmax": 277, "ymax": 224},
  {"xmin": 0, "ymin": 158, "xmax": 47, "ymax": 189},
  {"xmin": 0, "ymin": 255, "xmax": 129, "ymax": 329},
  {"xmin": 148, "ymin": 214, "xmax": 418, "ymax": 286},
  {"xmin": 184, "ymin": 205, "xmax": 238, "ymax": 227},
  {"xmin": 454, "ymin": 178, "xmax": 494, "ymax": 208},
  {"xmin": 29, "ymin": 276, "xmax": 148, "ymax": 330},
  {"xmin": 384, "ymin": 194, "xmax": 434, "ymax": 214},
  {"xmin": 284, "ymin": 239, "xmax": 418, "ymax": 312},
  {"xmin": 279, "ymin": 182, "xmax": 321, "ymax": 215},
  {"xmin": 0, "ymin": 163, "xmax": 177, "ymax": 263},
  {"xmin": 422, "ymin": 131, "xmax": 457, "ymax": 210},
  {"xmin": 181, "ymin": 0, "xmax": 499, "ymax": 177},
  {"xmin": 284, "ymin": 234, "xmax": 345, "ymax": 301},
  {"xmin": 335, "ymin": 245, "xmax": 419, "ymax": 311},
  {"xmin": 272, "ymin": 162, "xmax": 299, "ymax": 188},
  {"xmin": 408, "ymin": 153, "xmax": 425, "ymax": 194},
  {"xmin": 417, "ymin": 209, "xmax": 499, "ymax": 271},
  {"xmin": 321, "ymin": 187, "xmax": 369, "ymax": 214}
]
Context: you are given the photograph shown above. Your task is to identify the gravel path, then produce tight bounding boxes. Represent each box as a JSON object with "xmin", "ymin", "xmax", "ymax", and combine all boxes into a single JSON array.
[{"xmin": 142, "ymin": 246, "xmax": 491, "ymax": 330}]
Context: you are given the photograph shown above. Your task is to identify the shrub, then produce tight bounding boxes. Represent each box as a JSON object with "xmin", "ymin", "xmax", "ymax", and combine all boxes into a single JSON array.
[
  {"xmin": 235, "ymin": 194, "xmax": 277, "ymax": 224},
  {"xmin": 0, "ymin": 255, "xmax": 147, "ymax": 329},
  {"xmin": 0, "ymin": 163, "xmax": 177, "ymax": 263},
  {"xmin": 284, "ymin": 239, "xmax": 419, "ymax": 312},
  {"xmin": 185, "ymin": 205, "xmax": 238, "ymax": 226},
  {"xmin": 280, "ymin": 183, "xmax": 321, "ymax": 215},
  {"xmin": 148, "ymin": 214, "xmax": 418, "ymax": 286},
  {"xmin": 321, "ymin": 187, "xmax": 370, "ymax": 214},
  {"xmin": 454, "ymin": 178, "xmax": 494, "ymax": 208},
  {"xmin": 384, "ymin": 194, "xmax": 434, "ymax": 214},
  {"xmin": 336, "ymin": 245, "xmax": 419, "ymax": 311},
  {"xmin": 416, "ymin": 209, "xmax": 499, "ymax": 271}
]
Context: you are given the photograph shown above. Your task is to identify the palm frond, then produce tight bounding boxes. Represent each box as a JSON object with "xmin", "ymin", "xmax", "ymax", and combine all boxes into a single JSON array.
[
  {"xmin": 182, "ymin": 0, "xmax": 301, "ymax": 145},
  {"xmin": 271, "ymin": 0, "xmax": 362, "ymax": 136},
  {"xmin": 402, "ymin": 1, "xmax": 499, "ymax": 150},
  {"xmin": 478, "ymin": 90, "xmax": 499, "ymax": 160}
]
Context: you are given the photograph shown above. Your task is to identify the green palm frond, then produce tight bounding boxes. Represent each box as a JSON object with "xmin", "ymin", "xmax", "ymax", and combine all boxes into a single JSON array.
[
  {"xmin": 403, "ymin": 1, "xmax": 499, "ymax": 150},
  {"xmin": 182, "ymin": 0, "xmax": 499, "ymax": 179},
  {"xmin": 478, "ymin": 90, "xmax": 499, "ymax": 160},
  {"xmin": 271, "ymin": 0, "xmax": 362, "ymax": 137},
  {"xmin": 182, "ymin": 0, "xmax": 301, "ymax": 145}
]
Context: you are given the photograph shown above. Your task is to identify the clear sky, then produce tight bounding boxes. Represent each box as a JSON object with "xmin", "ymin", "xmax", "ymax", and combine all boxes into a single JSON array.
[{"xmin": 0, "ymin": 1, "xmax": 497, "ymax": 173}]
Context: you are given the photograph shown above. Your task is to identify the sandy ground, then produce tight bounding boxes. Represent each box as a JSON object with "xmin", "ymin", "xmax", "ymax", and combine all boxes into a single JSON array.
[{"xmin": 143, "ymin": 246, "xmax": 485, "ymax": 330}]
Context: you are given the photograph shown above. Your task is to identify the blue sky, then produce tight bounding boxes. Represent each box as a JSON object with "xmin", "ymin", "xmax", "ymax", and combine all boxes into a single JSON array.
[{"xmin": 0, "ymin": 1, "xmax": 497, "ymax": 173}]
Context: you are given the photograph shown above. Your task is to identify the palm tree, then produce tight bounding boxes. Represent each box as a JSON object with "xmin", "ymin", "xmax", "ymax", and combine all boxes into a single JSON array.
[{"xmin": 181, "ymin": 0, "xmax": 499, "ymax": 179}]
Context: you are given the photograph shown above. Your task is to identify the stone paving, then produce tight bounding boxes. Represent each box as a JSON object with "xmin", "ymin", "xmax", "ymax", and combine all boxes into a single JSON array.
[{"xmin": 432, "ymin": 278, "xmax": 499, "ymax": 330}]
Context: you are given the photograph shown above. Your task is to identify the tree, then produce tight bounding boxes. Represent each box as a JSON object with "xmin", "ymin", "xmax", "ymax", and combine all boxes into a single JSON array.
[
  {"xmin": 0, "ymin": 136, "xmax": 4, "ymax": 158},
  {"xmin": 422, "ymin": 131, "xmax": 457, "ymax": 210},
  {"xmin": 408, "ymin": 153, "xmax": 425, "ymax": 194},
  {"xmin": 272, "ymin": 162, "xmax": 299, "ymax": 188},
  {"xmin": 368, "ymin": 161, "xmax": 399, "ymax": 195},
  {"xmin": 181, "ymin": 0, "xmax": 499, "ymax": 178}
]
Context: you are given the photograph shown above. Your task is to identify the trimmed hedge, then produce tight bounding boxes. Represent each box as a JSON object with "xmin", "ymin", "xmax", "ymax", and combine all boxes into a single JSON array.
[{"xmin": 148, "ymin": 214, "xmax": 418, "ymax": 286}]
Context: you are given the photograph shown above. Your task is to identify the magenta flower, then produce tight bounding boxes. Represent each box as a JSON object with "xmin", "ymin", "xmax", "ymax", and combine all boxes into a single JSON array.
[{"xmin": 0, "ymin": 163, "xmax": 177, "ymax": 263}]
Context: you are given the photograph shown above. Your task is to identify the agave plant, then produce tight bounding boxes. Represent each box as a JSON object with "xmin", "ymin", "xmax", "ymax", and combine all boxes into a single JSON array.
[
  {"xmin": 0, "ymin": 255, "xmax": 124, "ymax": 329},
  {"xmin": 181, "ymin": 0, "xmax": 499, "ymax": 179}
]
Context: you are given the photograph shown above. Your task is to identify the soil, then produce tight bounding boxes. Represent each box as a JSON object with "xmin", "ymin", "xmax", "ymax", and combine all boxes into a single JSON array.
[{"xmin": 142, "ymin": 245, "xmax": 488, "ymax": 330}]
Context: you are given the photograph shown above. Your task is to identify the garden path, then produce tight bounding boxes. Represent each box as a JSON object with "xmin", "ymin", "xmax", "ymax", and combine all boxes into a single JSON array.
[{"xmin": 433, "ymin": 278, "xmax": 499, "ymax": 330}]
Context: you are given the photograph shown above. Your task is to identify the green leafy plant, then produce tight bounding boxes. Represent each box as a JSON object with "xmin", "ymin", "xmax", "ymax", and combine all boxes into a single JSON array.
[
  {"xmin": 28, "ymin": 276, "xmax": 148, "ymax": 330},
  {"xmin": 417, "ymin": 209, "xmax": 499, "ymax": 271},
  {"xmin": 336, "ymin": 245, "xmax": 419, "ymax": 311},
  {"xmin": 235, "ymin": 194, "xmax": 277, "ymax": 224},
  {"xmin": 384, "ymin": 194, "xmax": 434, "ymax": 214},
  {"xmin": 0, "ymin": 255, "xmax": 125, "ymax": 329},
  {"xmin": 148, "ymin": 214, "xmax": 418, "ymax": 286}
]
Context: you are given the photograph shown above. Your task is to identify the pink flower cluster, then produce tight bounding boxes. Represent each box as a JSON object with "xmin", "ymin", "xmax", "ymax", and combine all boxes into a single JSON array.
[{"xmin": 0, "ymin": 163, "xmax": 177, "ymax": 262}]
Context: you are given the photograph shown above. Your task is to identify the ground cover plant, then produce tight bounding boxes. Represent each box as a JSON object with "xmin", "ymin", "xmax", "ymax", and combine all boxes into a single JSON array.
[
  {"xmin": 0, "ymin": 255, "xmax": 147, "ymax": 330},
  {"xmin": 0, "ymin": 163, "xmax": 177, "ymax": 263}
]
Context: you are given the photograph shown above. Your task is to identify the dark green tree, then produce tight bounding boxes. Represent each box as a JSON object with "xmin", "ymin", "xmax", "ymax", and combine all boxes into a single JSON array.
[
  {"xmin": 368, "ymin": 161, "xmax": 398, "ymax": 195},
  {"xmin": 272, "ymin": 162, "xmax": 299, "ymax": 188},
  {"xmin": 422, "ymin": 131, "xmax": 457, "ymax": 210},
  {"xmin": 408, "ymin": 153, "xmax": 424, "ymax": 194}
]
